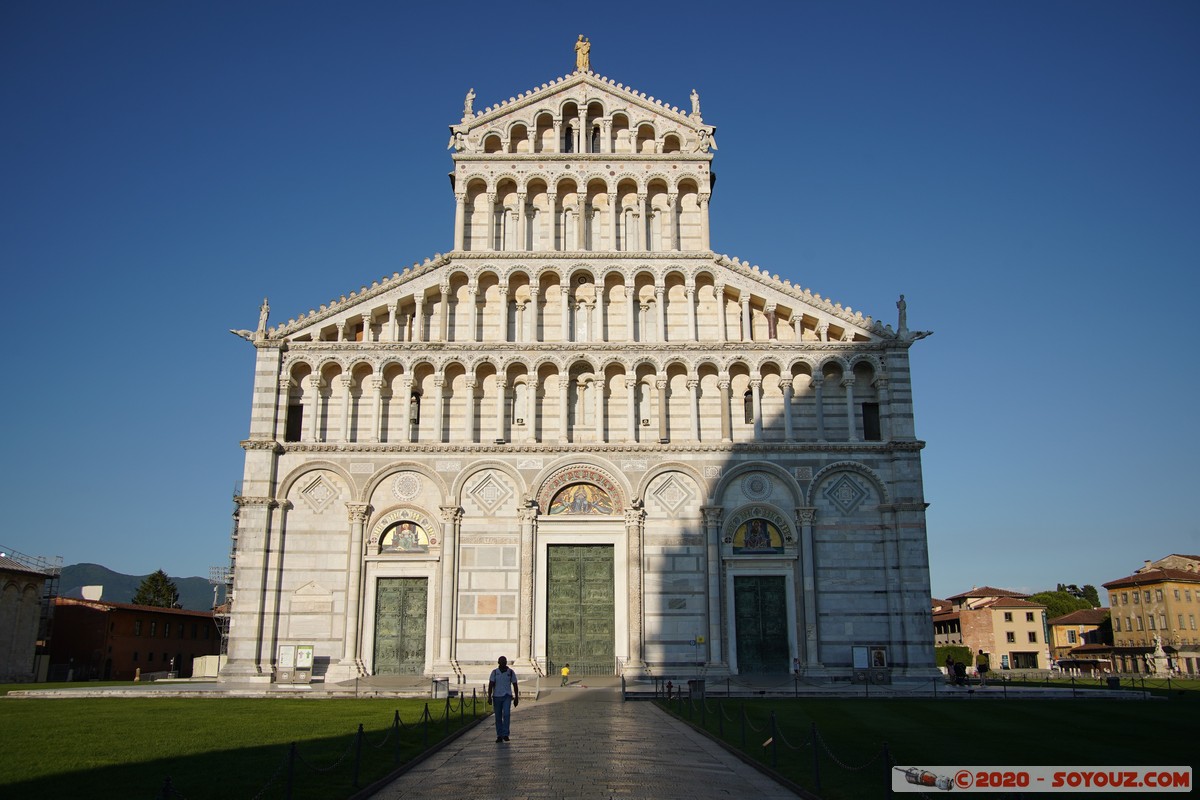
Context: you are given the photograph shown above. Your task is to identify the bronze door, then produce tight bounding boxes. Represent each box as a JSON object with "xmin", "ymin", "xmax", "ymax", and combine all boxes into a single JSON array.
[
  {"xmin": 734, "ymin": 575, "xmax": 789, "ymax": 673},
  {"xmin": 547, "ymin": 545, "xmax": 615, "ymax": 676},
  {"xmin": 373, "ymin": 577, "xmax": 428, "ymax": 674}
]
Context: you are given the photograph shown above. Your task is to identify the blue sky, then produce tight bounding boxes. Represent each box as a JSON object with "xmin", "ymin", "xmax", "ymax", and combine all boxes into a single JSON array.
[{"xmin": 2, "ymin": 1, "xmax": 1196, "ymax": 600}]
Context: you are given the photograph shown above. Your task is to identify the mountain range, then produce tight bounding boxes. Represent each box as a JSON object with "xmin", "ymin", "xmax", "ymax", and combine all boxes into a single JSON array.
[{"xmin": 59, "ymin": 563, "xmax": 226, "ymax": 611}]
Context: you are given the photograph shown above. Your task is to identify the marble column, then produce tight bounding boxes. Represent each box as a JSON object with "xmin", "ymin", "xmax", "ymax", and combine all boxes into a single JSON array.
[
  {"xmin": 546, "ymin": 193, "xmax": 557, "ymax": 251},
  {"xmin": 518, "ymin": 503, "xmax": 537, "ymax": 661},
  {"xmin": 874, "ymin": 376, "xmax": 891, "ymax": 441},
  {"xmin": 687, "ymin": 378, "xmax": 700, "ymax": 441},
  {"xmin": 515, "ymin": 192, "xmax": 527, "ymax": 251},
  {"xmin": 338, "ymin": 376, "xmax": 353, "ymax": 442},
  {"xmin": 685, "ymin": 285, "xmax": 698, "ymax": 341},
  {"xmin": 498, "ymin": 289, "xmax": 509, "ymax": 343},
  {"xmin": 636, "ymin": 193, "xmax": 648, "ymax": 250},
  {"xmin": 557, "ymin": 376, "xmax": 569, "ymax": 443},
  {"xmin": 699, "ymin": 193, "xmax": 710, "ymax": 250},
  {"xmin": 486, "ymin": 192, "xmax": 498, "ymax": 250},
  {"xmin": 414, "ymin": 295, "xmax": 425, "ymax": 342},
  {"xmin": 843, "ymin": 377, "xmax": 858, "ymax": 442},
  {"xmin": 718, "ymin": 376, "xmax": 732, "ymax": 442},
  {"xmin": 750, "ymin": 378, "xmax": 763, "ymax": 439},
  {"xmin": 369, "ymin": 377, "xmax": 384, "ymax": 442},
  {"xmin": 388, "ymin": 301, "xmax": 399, "ymax": 342},
  {"xmin": 463, "ymin": 379, "xmax": 476, "ymax": 443},
  {"xmin": 656, "ymin": 377, "xmax": 669, "ymax": 443},
  {"xmin": 740, "ymin": 294, "xmax": 752, "ymax": 341},
  {"xmin": 306, "ymin": 375, "xmax": 321, "ymax": 442},
  {"xmin": 607, "ymin": 192, "xmax": 618, "ymax": 251},
  {"xmin": 796, "ymin": 508, "xmax": 821, "ymax": 668},
  {"xmin": 665, "ymin": 193, "xmax": 678, "ymax": 251},
  {"xmin": 714, "ymin": 284, "xmax": 727, "ymax": 342},
  {"xmin": 782, "ymin": 380, "xmax": 795, "ymax": 442},
  {"xmin": 438, "ymin": 506, "xmax": 463, "ymax": 664},
  {"xmin": 340, "ymin": 502, "xmax": 371, "ymax": 674},
  {"xmin": 275, "ymin": 377, "xmax": 291, "ymax": 441},
  {"xmin": 494, "ymin": 379, "xmax": 507, "ymax": 443},
  {"xmin": 593, "ymin": 377, "xmax": 605, "ymax": 442},
  {"xmin": 438, "ymin": 282, "xmax": 450, "ymax": 341},
  {"xmin": 625, "ymin": 505, "xmax": 646, "ymax": 670},
  {"xmin": 625, "ymin": 282, "xmax": 636, "ymax": 340},
  {"xmin": 594, "ymin": 282, "xmax": 605, "ymax": 342},
  {"xmin": 432, "ymin": 376, "xmax": 445, "ymax": 443},
  {"xmin": 468, "ymin": 285, "xmax": 479, "ymax": 343},
  {"xmin": 654, "ymin": 286, "xmax": 666, "ymax": 343},
  {"xmin": 529, "ymin": 288, "xmax": 541, "ymax": 342},
  {"xmin": 626, "ymin": 376, "xmax": 637, "ymax": 442},
  {"xmin": 765, "ymin": 304, "xmax": 777, "ymax": 340},
  {"xmin": 701, "ymin": 506, "xmax": 724, "ymax": 667},
  {"xmin": 526, "ymin": 378, "xmax": 538, "ymax": 443},
  {"xmin": 791, "ymin": 312, "xmax": 803, "ymax": 341},
  {"xmin": 453, "ymin": 193, "xmax": 466, "ymax": 251},
  {"xmin": 560, "ymin": 282, "xmax": 571, "ymax": 341}
]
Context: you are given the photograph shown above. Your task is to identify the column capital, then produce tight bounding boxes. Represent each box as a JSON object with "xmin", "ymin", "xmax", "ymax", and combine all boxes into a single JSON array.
[
  {"xmin": 369, "ymin": 376, "xmax": 385, "ymax": 390},
  {"xmin": 624, "ymin": 505, "xmax": 646, "ymax": 527},
  {"xmin": 655, "ymin": 377, "xmax": 667, "ymax": 390},
  {"xmin": 433, "ymin": 376, "xmax": 445, "ymax": 388},
  {"xmin": 841, "ymin": 376, "xmax": 856, "ymax": 388},
  {"xmin": 686, "ymin": 378, "xmax": 699, "ymax": 390},
  {"xmin": 700, "ymin": 506, "xmax": 724, "ymax": 526},
  {"xmin": 749, "ymin": 378, "xmax": 762, "ymax": 389},
  {"xmin": 345, "ymin": 502, "xmax": 372, "ymax": 524},
  {"xmin": 796, "ymin": 507, "xmax": 817, "ymax": 525},
  {"xmin": 439, "ymin": 505, "xmax": 464, "ymax": 524}
]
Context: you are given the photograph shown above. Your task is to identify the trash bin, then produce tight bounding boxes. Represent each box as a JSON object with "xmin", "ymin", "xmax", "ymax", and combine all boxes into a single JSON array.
[
  {"xmin": 1106, "ymin": 676, "xmax": 1121, "ymax": 689},
  {"xmin": 687, "ymin": 679, "xmax": 705, "ymax": 699},
  {"xmin": 432, "ymin": 677, "xmax": 449, "ymax": 699}
]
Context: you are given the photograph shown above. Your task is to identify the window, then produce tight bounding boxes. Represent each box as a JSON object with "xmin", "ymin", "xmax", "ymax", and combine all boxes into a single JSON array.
[
  {"xmin": 1160, "ymin": 614, "xmax": 1167, "ymax": 630},
  {"xmin": 1067, "ymin": 630, "xmax": 1078, "ymax": 643},
  {"xmin": 1026, "ymin": 612, "xmax": 1035, "ymax": 622},
  {"xmin": 204, "ymin": 625, "xmax": 210, "ymax": 639},
  {"xmin": 1126, "ymin": 617, "xmax": 1133, "ymax": 632},
  {"xmin": 862, "ymin": 403, "xmax": 881, "ymax": 441},
  {"xmin": 1006, "ymin": 632, "xmax": 1015, "ymax": 643},
  {"xmin": 191, "ymin": 623, "xmax": 198, "ymax": 639},
  {"xmin": 1175, "ymin": 590, "xmax": 1182, "ymax": 601},
  {"xmin": 1003, "ymin": 612, "xmax": 1013, "ymax": 622},
  {"xmin": 1114, "ymin": 617, "xmax": 1121, "ymax": 632},
  {"xmin": 1187, "ymin": 590, "xmax": 1193, "ymax": 602},
  {"xmin": 1155, "ymin": 589, "xmax": 1164, "ymax": 602},
  {"xmin": 1180, "ymin": 615, "xmax": 1186, "ymax": 629},
  {"xmin": 1133, "ymin": 592, "xmax": 1139, "ymax": 604},
  {"xmin": 164, "ymin": 623, "xmax": 170, "ymax": 638},
  {"xmin": 1144, "ymin": 590, "xmax": 1152, "ymax": 603},
  {"xmin": 1191, "ymin": 615, "xmax": 1196, "ymax": 630},
  {"xmin": 179, "ymin": 625, "xmax": 185, "ymax": 639},
  {"xmin": 1135, "ymin": 616, "xmax": 1144, "ymax": 631},
  {"xmin": 134, "ymin": 620, "xmax": 142, "ymax": 636},
  {"xmin": 132, "ymin": 651, "xmax": 138, "ymax": 662},
  {"xmin": 150, "ymin": 621, "xmax": 157, "ymax": 637},
  {"xmin": 148, "ymin": 652, "xmax": 155, "ymax": 662},
  {"xmin": 1028, "ymin": 631, "xmax": 1038, "ymax": 643},
  {"xmin": 285, "ymin": 404, "xmax": 303, "ymax": 442},
  {"xmin": 1122, "ymin": 592, "xmax": 1128, "ymax": 605},
  {"xmin": 1148, "ymin": 615, "xmax": 1156, "ymax": 630}
]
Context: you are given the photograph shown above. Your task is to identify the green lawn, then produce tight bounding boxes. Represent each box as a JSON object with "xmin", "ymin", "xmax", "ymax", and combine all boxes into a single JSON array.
[
  {"xmin": 657, "ymin": 694, "xmax": 1198, "ymax": 799},
  {"xmin": 0, "ymin": 693, "xmax": 484, "ymax": 799}
]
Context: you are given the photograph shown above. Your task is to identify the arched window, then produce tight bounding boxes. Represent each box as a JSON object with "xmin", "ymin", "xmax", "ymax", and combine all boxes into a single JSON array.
[
  {"xmin": 563, "ymin": 124, "xmax": 574, "ymax": 153},
  {"xmin": 590, "ymin": 126, "xmax": 600, "ymax": 152}
]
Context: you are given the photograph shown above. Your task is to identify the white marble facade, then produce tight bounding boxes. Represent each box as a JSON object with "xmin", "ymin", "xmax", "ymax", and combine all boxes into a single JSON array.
[{"xmin": 222, "ymin": 58, "xmax": 937, "ymax": 684}]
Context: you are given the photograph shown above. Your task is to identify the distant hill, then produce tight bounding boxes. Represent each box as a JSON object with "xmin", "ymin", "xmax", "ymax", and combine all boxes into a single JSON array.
[{"xmin": 59, "ymin": 564, "xmax": 225, "ymax": 611}]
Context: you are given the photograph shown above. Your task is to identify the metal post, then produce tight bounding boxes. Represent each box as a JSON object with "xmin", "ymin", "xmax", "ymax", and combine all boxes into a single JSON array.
[
  {"xmin": 812, "ymin": 723, "xmax": 821, "ymax": 790},
  {"xmin": 353, "ymin": 723, "xmax": 363, "ymax": 788}
]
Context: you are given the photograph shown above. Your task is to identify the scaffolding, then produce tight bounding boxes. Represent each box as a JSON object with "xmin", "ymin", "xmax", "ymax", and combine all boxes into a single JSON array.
[
  {"xmin": 0, "ymin": 545, "xmax": 63, "ymax": 646},
  {"xmin": 207, "ymin": 495, "xmax": 239, "ymax": 656}
]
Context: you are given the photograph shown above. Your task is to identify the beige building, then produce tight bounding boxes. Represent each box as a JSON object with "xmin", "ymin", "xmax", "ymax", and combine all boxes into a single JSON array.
[
  {"xmin": 223, "ymin": 45, "xmax": 937, "ymax": 685},
  {"xmin": 933, "ymin": 587, "xmax": 1048, "ymax": 670},
  {"xmin": 1046, "ymin": 608, "xmax": 1110, "ymax": 671},
  {"xmin": 1104, "ymin": 554, "xmax": 1200, "ymax": 675}
]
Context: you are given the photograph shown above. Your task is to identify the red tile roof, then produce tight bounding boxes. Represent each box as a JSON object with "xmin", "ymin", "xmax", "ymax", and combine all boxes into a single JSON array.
[
  {"xmin": 1103, "ymin": 568, "xmax": 1200, "ymax": 589},
  {"xmin": 1048, "ymin": 608, "xmax": 1110, "ymax": 626},
  {"xmin": 53, "ymin": 597, "xmax": 215, "ymax": 617},
  {"xmin": 945, "ymin": 586, "xmax": 1030, "ymax": 600}
]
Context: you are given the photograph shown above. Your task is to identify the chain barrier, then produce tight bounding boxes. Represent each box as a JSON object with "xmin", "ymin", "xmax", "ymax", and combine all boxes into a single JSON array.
[
  {"xmin": 814, "ymin": 726, "xmax": 885, "ymax": 772},
  {"xmin": 248, "ymin": 747, "xmax": 291, "ymax": 800},
  {"xmin": 294, "ymin": 734, "xmax": 358, "ymax": 773}
]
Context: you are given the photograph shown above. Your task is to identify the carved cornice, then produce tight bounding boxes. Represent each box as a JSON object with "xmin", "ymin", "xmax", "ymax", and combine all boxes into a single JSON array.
[
  {"xmin": 241, "ymin": 439, "xmax": 283, "ymax": 453},
  {"xmin": 275, "ymin": 440, "xmax": 925, "ymax": 456},
  {"xmin": 235, "ymin": 496, "xmax": 277, "ymax": 508}
]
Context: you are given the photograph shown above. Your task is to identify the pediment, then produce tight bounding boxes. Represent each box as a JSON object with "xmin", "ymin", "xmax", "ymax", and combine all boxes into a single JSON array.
[
  {"xmin": 261, "ymin": 251, "xmax": 903, "ymax": 344},
  {"xmin": 450, "ymin": 72, "xmax": 714, "ymax": 155}
]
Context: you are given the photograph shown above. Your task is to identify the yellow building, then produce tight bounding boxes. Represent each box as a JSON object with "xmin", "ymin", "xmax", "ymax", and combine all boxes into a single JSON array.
[
  {"xmin": 1046, "ymin": 608, "xmax": 1110, "ymax": 672},
  {"xmin": 933, "ymin": 587, "xmax": 1048, "ymax": 671},
  {"xmin": 1104, "ymin": 555, "xmax": 1200, "ymax": 675}
]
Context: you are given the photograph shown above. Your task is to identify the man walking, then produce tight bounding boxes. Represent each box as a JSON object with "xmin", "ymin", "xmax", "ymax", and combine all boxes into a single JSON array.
[{"xmin": 487, "ymin": 655, "xmax": 520, "ymax": 742}]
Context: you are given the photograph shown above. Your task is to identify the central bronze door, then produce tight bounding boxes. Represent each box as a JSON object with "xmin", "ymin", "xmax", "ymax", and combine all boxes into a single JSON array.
[
  {"xmin": 373, "ymin": 577, "xmax": 427, "ymax": 675},
  {"xmin": 547, "ymin": 544, "xmax": 615, "ymax": 676},
  {"xmin": 734, "ymin": 575, "xmax": 790, "ymax": 673}
]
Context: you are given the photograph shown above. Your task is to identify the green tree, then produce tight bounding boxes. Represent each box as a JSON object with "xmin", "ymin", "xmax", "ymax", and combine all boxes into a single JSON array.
[
  {"xmin": 1081, "ymin": 584, "xmax": 1101, "ymax": 607},
  {"xmin": 1030, "ymin": 590, "xmax": 1092, "ymax": 620},
  {"xmin": 132, "ymin": 569, "xmax": 180, "ymax": 608}
]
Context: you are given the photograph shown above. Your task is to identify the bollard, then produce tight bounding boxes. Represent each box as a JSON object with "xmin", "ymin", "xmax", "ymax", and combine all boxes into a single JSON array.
[
  {"xmin": 285, "ymin": 742, "xmax": 296, "ymax": 800},
  {"xmin": 353, "ymin": 723, "xmax": 363, "ymax": 788},
  {"xmin": 473, "ymin": 687, "xmax": 478, "ymax": 717},
  {"xmin": 811, "ymin": 722, "xmax": 821, "ymax": 790}
]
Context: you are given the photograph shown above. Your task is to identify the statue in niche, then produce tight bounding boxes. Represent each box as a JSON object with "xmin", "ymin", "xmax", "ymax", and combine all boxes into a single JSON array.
[{"xmin": 575, "ymin": 35, "xmax": 591, "ymax": 72}]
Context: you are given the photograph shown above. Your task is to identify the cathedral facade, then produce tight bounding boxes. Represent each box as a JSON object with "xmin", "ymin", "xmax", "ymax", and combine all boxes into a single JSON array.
[{"xmin": 223, "ymin": 53, "xmax": 936, "ymax": 684}]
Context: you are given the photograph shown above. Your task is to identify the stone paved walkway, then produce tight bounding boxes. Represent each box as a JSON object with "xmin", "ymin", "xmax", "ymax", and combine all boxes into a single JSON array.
[{"xmin": 369, "ymin": 680, "xmax": 801, "ymax": 799}]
